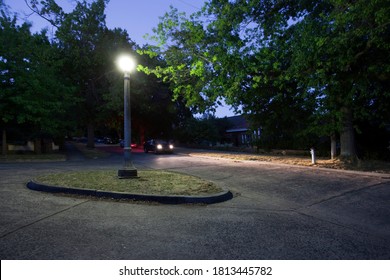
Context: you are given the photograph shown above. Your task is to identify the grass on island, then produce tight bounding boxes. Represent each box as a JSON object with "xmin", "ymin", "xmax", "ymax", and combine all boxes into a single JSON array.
[{"xmin": 35, "ymin": 170, "xmax": 222, "ymax": 196}]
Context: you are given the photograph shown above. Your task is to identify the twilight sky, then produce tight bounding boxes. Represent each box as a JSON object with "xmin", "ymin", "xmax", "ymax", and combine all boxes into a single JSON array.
[
  {"xmin": 6, "ymin": 0, "xmax": 237, "ymax": 117},
  {"xmin": 8, "ymin": 0, "xmax": 206, "ymax": 45}
]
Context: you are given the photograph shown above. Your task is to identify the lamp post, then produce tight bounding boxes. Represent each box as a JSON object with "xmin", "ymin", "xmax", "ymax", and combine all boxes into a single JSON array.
[{"xmin": 117, "ymin": 55, "xmax": 137, "ymax": 178}]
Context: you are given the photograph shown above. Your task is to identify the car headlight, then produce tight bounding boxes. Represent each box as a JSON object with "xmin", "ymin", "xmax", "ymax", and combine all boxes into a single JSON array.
[
  {"xmin": 169, "ymin": 144, "xmax": 174, "ymax": 149},
  {"xmin": 157, "ymin": 144, "xmax": 163, "ymax": 149}
]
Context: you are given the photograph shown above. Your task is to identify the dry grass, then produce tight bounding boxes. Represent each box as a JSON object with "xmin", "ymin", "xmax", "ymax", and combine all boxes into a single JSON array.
[
  {"xmin": 35, "ymin": 170, "xmax": 222, "ymax": 196},
  {"xmin": 0, "ymin": 152, "xmax": 66, "ymax": 162},
  {"xmin": 189, "ymin": 152, "xmax": 390, "ymax": 174}
]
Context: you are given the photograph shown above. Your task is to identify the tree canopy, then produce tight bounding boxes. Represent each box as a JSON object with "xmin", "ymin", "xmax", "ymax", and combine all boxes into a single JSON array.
[
  {"xmin": 1, "ymin": 0, "xmax": 389, "ymax": 158},
  {"xmin": 141, "ymin": 0, "xmax": 390, "ymax": 158},
  {"xmin": 0, "ymin": 10, "xmax": 76, "ymax": 147},
  {"xmin": 1, "ymin": 0, "xmax": 191, "ymax": 153}
]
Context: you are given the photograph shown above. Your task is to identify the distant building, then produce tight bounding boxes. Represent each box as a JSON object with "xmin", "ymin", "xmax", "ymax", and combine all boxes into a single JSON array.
[{"xmin": 225, "ymin": 115, "xmax": 261, "ymax": 146}]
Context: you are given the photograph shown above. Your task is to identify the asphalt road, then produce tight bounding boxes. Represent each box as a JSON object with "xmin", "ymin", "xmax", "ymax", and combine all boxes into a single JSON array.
[{"xmin": 0, "ymin": 145, "xmax": 389, "ymax": 259}]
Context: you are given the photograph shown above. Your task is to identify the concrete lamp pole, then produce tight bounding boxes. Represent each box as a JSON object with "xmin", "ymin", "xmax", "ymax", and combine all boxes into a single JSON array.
[{"xmin": 117, "ymin": 55, "xmax": 137, "ymax": 178}]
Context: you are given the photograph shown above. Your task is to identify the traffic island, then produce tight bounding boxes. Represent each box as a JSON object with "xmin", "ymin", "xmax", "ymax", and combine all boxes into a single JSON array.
[{"xmin": 26, "ymin": 170, "xmax": 233, "ymax": 204}]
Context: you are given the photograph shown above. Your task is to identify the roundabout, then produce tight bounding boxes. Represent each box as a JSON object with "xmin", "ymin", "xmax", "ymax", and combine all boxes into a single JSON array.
[{"xmin": 27, "ymin": 169, "xmax": 233, "ymax": 204}]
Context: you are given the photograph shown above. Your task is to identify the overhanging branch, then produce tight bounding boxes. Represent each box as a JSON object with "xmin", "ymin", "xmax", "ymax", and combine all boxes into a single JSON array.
[{"xmin": 24, "ymin": 0, "xmax": 60, "ymax": 29}]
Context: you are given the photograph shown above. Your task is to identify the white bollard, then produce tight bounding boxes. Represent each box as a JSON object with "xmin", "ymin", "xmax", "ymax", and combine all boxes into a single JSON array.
[{"xmin": 310, "ymin": 148, "xmax": 316, "ymax": 164}]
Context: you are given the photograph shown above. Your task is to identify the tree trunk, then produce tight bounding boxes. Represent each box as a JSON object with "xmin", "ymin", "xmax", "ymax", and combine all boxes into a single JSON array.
[
  {"xmin": 330, "ymin": 133, "xmax": 337, "ymax": 159},
  {"xmin": 140, "ymin": 125, "xmax": 145, "ymax": 146},
  {"xmin": 87, "ymin": 123, "xmax": 95, "ymax": 149},
  {"xmin": 34, "ymin": 138, "xmax": 42, "ymax": 154},
  {"xmin": 85, "ymin": 79, "xmax": 96, "ymax": 150},
  {"xmin": 2, "ymin": 129, "xmax": 7, "ymax": 155},
  {"xmin": 42, "ymin": 138, "xmax": 53, "ymax": 153},
  {"xmin": 340, "ymin": 107, "xmax": 356, "ymax": 159}
]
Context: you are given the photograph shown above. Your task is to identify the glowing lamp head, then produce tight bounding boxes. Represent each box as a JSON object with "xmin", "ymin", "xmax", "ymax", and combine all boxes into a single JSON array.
[{"xmin": 117, "ymin": 55, "xmax": 135, "ymax": 73}]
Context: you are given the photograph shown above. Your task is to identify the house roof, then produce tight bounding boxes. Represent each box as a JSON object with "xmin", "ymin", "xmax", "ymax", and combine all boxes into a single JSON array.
[{"xmin": 225, "ymin": 115, "xmax": 249, "ymax": 132}]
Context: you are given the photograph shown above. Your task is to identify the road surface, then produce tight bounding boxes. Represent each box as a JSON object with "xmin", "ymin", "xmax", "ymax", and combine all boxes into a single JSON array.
[{"xmin": 0, "ymin": 146, "xmax": 389, "ymax": 259}]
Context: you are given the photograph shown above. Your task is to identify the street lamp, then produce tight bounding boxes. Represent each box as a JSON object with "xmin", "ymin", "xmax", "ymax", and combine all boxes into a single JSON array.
[{"xmin": 117, "ymin": 54, "xmax": 137, "ymax": 178}]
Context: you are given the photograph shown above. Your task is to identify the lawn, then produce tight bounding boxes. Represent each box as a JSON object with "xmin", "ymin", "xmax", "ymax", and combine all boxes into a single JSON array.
[
  {"xmin": 0, "ymin": 152, "xmax": 66, "ymax": 162},
  {"xmin": 189, "ymin": 151, "xmax": 390, "ymax": 174},
  {"xmin": 35, "ymin": 170, "xmax": 223, "ymax": 196}
]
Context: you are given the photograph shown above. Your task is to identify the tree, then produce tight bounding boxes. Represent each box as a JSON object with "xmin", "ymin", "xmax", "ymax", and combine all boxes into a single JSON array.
[
  {"xmin": 138, "ymin": 7, "xmax": 222, "ymax": 114},
  {"xmin": 141, "ymin": 0, "xmax": 390, "ymax": 159},
  {"xmin": 26, "ymin": 0, "xmax": 190, "ymax": 148},
  {"xmin": 141, "ymin": 3, "xmax": 315, "ymax": 149},
  {"xmin": 0, "ymin": 10, "xmax": 75, "ymax": 154},
  {"xmin": 55, "ymin": 0, "xmax": 112, "ymax": 148},
  {"xmin": 96, "ymin": 28, "xmax": 192, "ymax": 143},
  {"xmin": 286, "ymin": 0, "xmax": 390, "ymax": 158},
  {"xmin": 175, "ymin": 114, "xmax": 229, "ymax": 145},
  {"xmin": 25, "ymin": 0, "xmax": 118, "ymax": 148}
]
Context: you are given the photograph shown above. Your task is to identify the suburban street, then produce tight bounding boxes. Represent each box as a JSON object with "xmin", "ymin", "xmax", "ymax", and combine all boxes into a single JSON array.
[{"xmin": 0, "ymin": 146, "xmax": 389, "ymax": 259}]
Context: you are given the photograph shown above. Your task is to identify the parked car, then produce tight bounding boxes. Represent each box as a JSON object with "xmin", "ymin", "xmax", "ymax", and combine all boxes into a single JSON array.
[
  {"xmin": 103, "ymin": 137, "xmax": 119, "ymax": 144},
  {"xmin": 119, "ymin": 140, "xmax": 137, "ymax": 148},
  {"xmin": 143, "ymin": 139, "xmax": 174, "ymax": 154}
]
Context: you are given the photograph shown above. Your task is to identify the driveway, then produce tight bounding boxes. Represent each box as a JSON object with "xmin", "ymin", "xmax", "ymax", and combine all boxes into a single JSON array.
[{"xmin": 0, "ymin": 147, "xmax": 389, "ymax": 259}]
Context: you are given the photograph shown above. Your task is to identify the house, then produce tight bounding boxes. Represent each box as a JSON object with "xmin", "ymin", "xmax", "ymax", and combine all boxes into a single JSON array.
[{"xmin": 225, "ymin": 115, "xmax": 261, "ymax": 146}]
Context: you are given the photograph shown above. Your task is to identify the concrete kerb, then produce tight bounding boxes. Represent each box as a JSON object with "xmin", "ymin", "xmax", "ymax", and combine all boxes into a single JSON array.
[{"xmin": 26, "ymin": 180, "xmax": 233, "ymax": 205}]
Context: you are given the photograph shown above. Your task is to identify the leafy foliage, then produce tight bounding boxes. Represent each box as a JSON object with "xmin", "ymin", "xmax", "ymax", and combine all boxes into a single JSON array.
[
  {"xmin": 175, "ymin": 114, "xmax": 231, "ymax": 145},
  {"xmin": 0, "ymin": 11, "xmax": 76, "ymax": 138},
  {"xmin": 140, "ymin": 0, "xmax": 390, "ymax": 157},
  {"xmin": 1, "ymin": 0, "xmax": 192, "ymax": 152}
]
